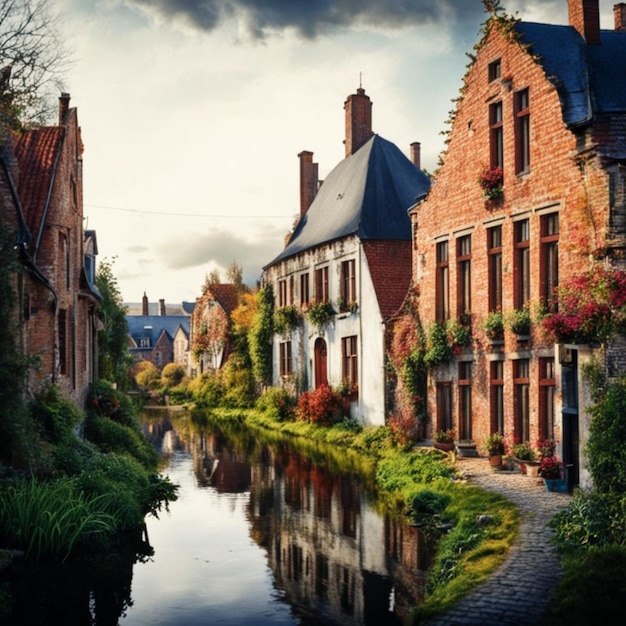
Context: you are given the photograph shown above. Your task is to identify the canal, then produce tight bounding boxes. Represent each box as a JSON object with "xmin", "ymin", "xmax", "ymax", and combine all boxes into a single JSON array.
[{"xmin": 121, "ymin": 407, "xmax": 429, "ymax": 625}]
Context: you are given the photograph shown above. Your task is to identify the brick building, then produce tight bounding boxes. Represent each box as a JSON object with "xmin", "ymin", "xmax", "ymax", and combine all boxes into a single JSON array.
[
  {"xmin": 1, "ymin": 94, "xmax": 100, "ymax": 404},
  {"xmin": 410, "ymin": 0, "xmax": 626, "ymax": 487},
  {"xmin": 262, "ymin": 87, "xmax": 430, "ymax": 426},
  {"xmin": 189, "ymin": 283, "xmax": 239, "ymax": 375}
]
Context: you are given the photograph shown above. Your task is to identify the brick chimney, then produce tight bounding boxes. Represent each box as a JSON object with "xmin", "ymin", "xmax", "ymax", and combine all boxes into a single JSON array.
[
  {"xmin": 344, "ymin": 87, "xmax": 373, "ymax": 157},
  {"xmin": 410, "ymin": 142, "xmax": 421, "ymax": 170},
  {"xmin": 298, "ymin": 150, "xmax": 318, "ymax": 217},
  {"xmin": 59, "ymin": 93, "xmax": 71, "ymax": 126},
  {"xmin": 159, "ymin": 298, "xmax": 166, "ymax": 316},
  {"xmin": 615, "ymin": 3, "xmax": 626, "ymax": 30},
  {"xmin": 142, "ymin": 292, "xmax": 149, "ymax": 316},
  {"xmin": 568, "ymin": 0, "xmax": 601, "ymax": 44}
]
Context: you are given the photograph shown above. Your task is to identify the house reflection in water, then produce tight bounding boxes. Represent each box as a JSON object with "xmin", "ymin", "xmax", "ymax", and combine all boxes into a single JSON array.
[{"xmin": 148, "ymin": 413, "xmax": 429, "ymax": 625}]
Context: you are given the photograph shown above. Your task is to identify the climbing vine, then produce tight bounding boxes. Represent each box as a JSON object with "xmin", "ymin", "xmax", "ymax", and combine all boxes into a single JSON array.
[{"xmin": 249, "ymin": 284, "xmax": 274, "ymax": 387}]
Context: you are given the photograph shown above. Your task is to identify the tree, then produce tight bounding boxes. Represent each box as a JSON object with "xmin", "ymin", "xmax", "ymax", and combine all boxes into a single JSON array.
[
  {"xmin": 0, "ymin": 0, "xmax": 68, "ymax": 128},
  {"xmin": 96, "ymin": 258, "xmax": 132, "ymax": 390},
  {"xmin": 249, "ymin": 284, "xmax": 274, "ymax": 387}
]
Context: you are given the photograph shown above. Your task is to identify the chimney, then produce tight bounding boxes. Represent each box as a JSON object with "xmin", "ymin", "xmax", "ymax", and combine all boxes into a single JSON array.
[
  {"xmin": 344, "ymin": 87, "xmax": 373, "ymax": 157},
  {"xmin": 568, "ymin": 0, "xmax": 601, "ymax": 44},
  {"xmin": 142, "ymin": 292, "xmax": 149, "ymax": 316},
  {"xmin": 59, "ymin": 93, "xmax": 71, "ymax": 126},
  {"xmin": 410, "ymin": 142, "xmax": 422, "ymax": 170},
  {"xmin": 159, "ymin": 298, "xmax": 166, "ymax": 316},
  {"xmin": 615, "ymin": 3, "xmax": 626, "ymax": 30},
  {"xmin": 298, "ymin": 150, "xmax": 318, "ymax": 217}
]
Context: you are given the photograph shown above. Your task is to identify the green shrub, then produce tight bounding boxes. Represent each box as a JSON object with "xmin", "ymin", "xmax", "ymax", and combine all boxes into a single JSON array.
[
  {"xmin": 83, "ymin": 413, "xmax": 157, "ymax": 469},
  {"xmin": 30, "ymin": 384, "xmax": 83, "ymax": 445},
  {"xmin": 256, "ymin": 387, "xmax": 297, "ymax": 421},
  {"xmin": 410, "ymin": 489, "xmax": 452, "ymax": 528},
  {"xmin": 89, "ymin": 380, "xmax": 139, "ymax": 429},
  {"xmin": 161, "ymin": 363, "xmax": 186, "ymax": 389},
  {"xmin": 134, "ymin": 360, "xmax": 160, "ymax": 388},
  {"xmin": 188, "ymin": 372, "xmax": 226, "ymax": 408}
]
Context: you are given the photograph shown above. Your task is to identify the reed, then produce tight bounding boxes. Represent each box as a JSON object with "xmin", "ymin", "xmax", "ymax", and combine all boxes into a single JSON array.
[{"xmin": 0, "ymin": 477, "xmax": 115, "ymax": 563}]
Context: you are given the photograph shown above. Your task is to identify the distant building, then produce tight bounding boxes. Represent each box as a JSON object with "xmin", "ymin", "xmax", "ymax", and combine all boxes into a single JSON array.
[
  {"xmin": 189, "ymin": 284, "xmax": 239, "ymax": 375},
  {"xmin": 262, "ymin": 87, "xmax": 430, "ymax": 426},
  {"xmin": 126, "ymin": 293, "xmax": 193, "ymax": 370}
]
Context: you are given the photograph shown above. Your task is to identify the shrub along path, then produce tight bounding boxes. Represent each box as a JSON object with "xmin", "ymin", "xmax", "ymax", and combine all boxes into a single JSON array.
[{"xmin": 425, "ymin": 455, "xmax": 571, "ymax": 626}]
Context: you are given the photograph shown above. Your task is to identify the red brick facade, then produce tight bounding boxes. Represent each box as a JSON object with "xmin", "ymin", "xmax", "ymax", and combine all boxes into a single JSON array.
[
  {"xmin": 409, "ymin": 2, "xmax": 626, "ymax": 487},
  {"xmin": 1, "ymin": 95, "xmax": 99, "ymax": 404}
]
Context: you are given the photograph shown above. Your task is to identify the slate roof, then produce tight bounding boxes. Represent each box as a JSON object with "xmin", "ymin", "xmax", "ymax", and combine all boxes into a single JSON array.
[
  {"xmin": 12, "ymin": 127, "xmax": 64, "ymax": 253},
  {"xmin": 516, "ymin": 22, "xmax": 626, "ymax": 127},
  {"xmin": 266, "ymin": 134, "xmax": 431, "ymax": 267},
  {"xmin": 126, "ymin": 315, "xmax": 190, "ymax": 346}
]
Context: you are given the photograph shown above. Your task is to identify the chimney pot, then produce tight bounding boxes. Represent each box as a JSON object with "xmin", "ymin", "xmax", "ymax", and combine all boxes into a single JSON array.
[
  {"xmin": 59, "ymin": 93, "xmax": 70, "ymax": 126},
  {"xmin": 142, "ymin": 292, "xmax": 149, "ymax": 316},
  {"xmin": 568, "ymin": 0, "xmax": 601, "ymax": 44},
  {"xmin": 614, "ymin": 3, "xmax": 626, "ymax": 30}
]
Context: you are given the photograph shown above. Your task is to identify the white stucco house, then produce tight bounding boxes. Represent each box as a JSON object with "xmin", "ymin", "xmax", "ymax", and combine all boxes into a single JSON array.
[{"xmin": 261, "ymin": 87, "xmax": 431, "ymax": 426}]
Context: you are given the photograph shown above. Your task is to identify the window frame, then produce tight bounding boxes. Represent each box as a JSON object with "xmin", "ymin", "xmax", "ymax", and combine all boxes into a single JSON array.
[
  {"xmin": 457, "ymin": 234, "xmax": 472, "ymax": 319},
  {"xmin": 540, "ymin": 213, "xmax": 559, "ymax": 311},
  {"xmin": 515, "ymin": 88, "xmax": 530, "ymax": 175},
  {"xmin": 514, "ymin": 219, "xmax": 530, "ymax": 309},
  {"xmin": 436, "ymin": 241, "xmax": 450, "ymax": 323},
  {"xmin": 487, "ymin": 225, "xmax": 503, "ymax": 313},
  {"xmin": 340, "ymin": 259, "xmax": 357, "ymax": 310},
  {"xmin": 490, "ymin": 101, "xmax": 504, "ymax": 169},
  {"xmin": 314, "ymin": 266, "xmax": 329, "ymax": 303}
]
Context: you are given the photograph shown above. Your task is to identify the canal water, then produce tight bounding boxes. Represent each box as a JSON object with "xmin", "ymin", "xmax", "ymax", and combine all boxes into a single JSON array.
[{"xmin": 121, "ymin": 408, "xmax": 429, "ymax": 626}]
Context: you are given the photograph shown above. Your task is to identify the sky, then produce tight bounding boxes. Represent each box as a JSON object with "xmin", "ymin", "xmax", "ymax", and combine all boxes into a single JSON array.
[{"xmin": 54, "ymin": 0, "xmax": 617, "ymax": 304}]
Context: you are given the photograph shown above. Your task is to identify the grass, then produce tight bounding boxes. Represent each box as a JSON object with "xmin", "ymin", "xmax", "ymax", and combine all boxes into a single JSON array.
[{"xmin": 0, "ymin": 477, "xmax": 116, "ymax": 564}]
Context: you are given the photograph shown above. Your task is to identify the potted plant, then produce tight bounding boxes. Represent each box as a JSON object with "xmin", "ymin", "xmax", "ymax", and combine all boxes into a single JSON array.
[
  {"xmin": 479, "ymin": 165, "xmax": 504, "ymax": 200},
  {"xmin": 512, "ymin": 441, "xmax": 539, "ymax": 476},
  {"xmin": 483, "ymin": 432, "xmax": 505, "ymax": 467},
  {"xmin": 506, "ymin": 307, "xmax": 531, "ymax": 336},
  {"xmin": 484, "ymin": 310, "xmax": 504, "ymax": 342},
  {"xmin": 306, "ymin": 301, "xmax": 336, "ymax": 335},
  {"xmin": 539, "ymin": 455, "xmax": 563, "ymax": 491},
  {"xmin": 433, "ymin": 429, "xmax": 455, "ymax": 452}
]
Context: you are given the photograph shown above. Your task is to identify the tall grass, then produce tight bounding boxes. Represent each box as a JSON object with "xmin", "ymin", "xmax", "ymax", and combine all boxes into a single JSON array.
[{"xmin": 0, "ymin": 478, "xmax": 115, "ymax": 564}]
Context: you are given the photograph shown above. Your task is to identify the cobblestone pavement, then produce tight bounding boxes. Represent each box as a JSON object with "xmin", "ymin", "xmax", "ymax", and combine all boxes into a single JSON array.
[{"xmin": 425, "ymin": 456, "xmax": 571, "ymax": 626}]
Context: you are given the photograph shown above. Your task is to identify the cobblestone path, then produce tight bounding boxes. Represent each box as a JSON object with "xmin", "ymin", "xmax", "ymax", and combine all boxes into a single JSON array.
[{"xmin": 425, "ymin": 456, "xmax": 571, "ymax": 626}]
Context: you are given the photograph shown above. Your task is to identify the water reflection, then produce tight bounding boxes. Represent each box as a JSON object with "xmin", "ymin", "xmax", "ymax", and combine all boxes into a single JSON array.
[{"xmin": 135, "ymin": 408, "xmax": 429, "ymax": 625}]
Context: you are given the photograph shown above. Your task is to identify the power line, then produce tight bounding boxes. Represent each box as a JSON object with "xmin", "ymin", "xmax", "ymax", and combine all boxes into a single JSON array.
[{"xmin": 84, "ymin": 203, "xmax": 292, "ymax": 219}]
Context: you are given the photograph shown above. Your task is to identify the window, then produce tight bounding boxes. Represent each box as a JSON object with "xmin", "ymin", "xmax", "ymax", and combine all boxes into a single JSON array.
[
  {"xmin": 340, "ymin": 259, "xmax": 356, "ymax": 309},
  {"xmin": 490, "ymin": 360, "xmax": 505, "ymax": 434},
  {"xmin": 436, "ymin": 382, "xmax": 453, "ymax": 431},
  {"xmin": 540, "ymin": 213, "xmax": 559, "ymax": 310},
  {"xmin": 488, "ymin": 225, "xmax": 503, "ymax": 312},
  {"xmin": 513, "ymin": 359, "xmax": 530, "ymax": 442},
  {"xmin": 458, "ymin": 362, "xmax": 472, "ymax": 440},
  {"xmin": 515, "ymin": 89, "xmax": 530, "ymax": 174},
  {"xmin": 539, "ymin": 357, "xmax": 556, "ymax": 439},
  {"xmin": 342, "ymin": 336, "xmax": 358, "ymax": 395},
  {"xmin": 300, "ymin": 272, "xmax": 310, "ymax": 306},
  {"xmin": 490, "ymin": 101, "xmax": 504, "ymax": 169},
  {"xmin": 457, "ymin": 235, "xmax": 472, "ymax": 318},
  {"xmin": 279, "ymin": 341, "xmax": 292, "ymax": 378},
  {"xmin": 314, "ymin": 267, "xmax": 329, "ymax": 303},
  {"xmin": 58, "ymin": 308, "xmax": 67, "ymax": 375},
  {"xmin": 488, "ymin": 59, "xmax": 501, "ymax": 82},
  {"xmin": 514, "ymin": 219, "xmax": 530, "ymax": 308},
  {"xmin": 278, "ymin": 279, "xmax": 288, "ymax": 308},
  {"xmin": 436, "ymin": 241, "xmax": 450, "ymax": 322},
  {"xmin": 139, "ymin": 337, "xmax": 150, "ymax": 348}
]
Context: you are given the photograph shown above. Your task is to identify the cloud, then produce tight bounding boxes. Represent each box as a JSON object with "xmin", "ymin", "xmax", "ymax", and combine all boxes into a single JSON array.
[
  {"xmin": 126, "ymin": 0, "xmax": 489, "ymax": 39},
  {"xmin": 158, "ymin": 225, "xmax": 288, "ymax": 285}
]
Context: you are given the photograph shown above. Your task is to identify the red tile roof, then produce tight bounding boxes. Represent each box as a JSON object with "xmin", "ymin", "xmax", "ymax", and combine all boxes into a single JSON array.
[{"xmin": 12, "ymin": 127, "xmax": 64, "ymax": 251}]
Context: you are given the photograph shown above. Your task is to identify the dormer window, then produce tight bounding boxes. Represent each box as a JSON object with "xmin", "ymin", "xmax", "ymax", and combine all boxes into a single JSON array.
[{"xmin": 488, "ymin": 59, "xmax": 501, "ymax": 82}]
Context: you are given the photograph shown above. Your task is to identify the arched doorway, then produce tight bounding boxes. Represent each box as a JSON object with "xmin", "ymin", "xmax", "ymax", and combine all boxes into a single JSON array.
[{"xmin": 314, "ymin": 338, "xmax": 328, "ymax": 388}]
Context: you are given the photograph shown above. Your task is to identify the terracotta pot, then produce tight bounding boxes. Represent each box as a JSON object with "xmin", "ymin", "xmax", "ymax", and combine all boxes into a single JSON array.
[
  {"xmin": 489, "ymin": 454, "xmax": 503, "ymax": 467},
  {"xmin": 434, "ymin": 440, "xmax": 455, "ymax": 452}
]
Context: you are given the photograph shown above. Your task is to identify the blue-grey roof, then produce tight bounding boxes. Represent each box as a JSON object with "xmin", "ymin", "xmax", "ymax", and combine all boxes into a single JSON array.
[
  {"xmin": 126, "ymin": 315, "xmax": 190, "ymax": 344},
  {"xmin": 516, "ymin": 23, "xmax": 626, "ymax": 127},
  {"xmin": 266, "ymin": 135, "xmax": 431, "ymax": 267}
]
